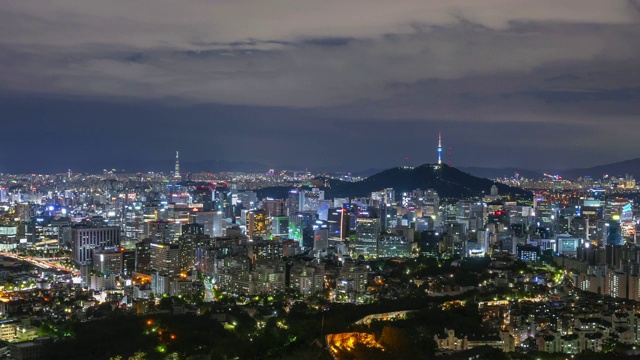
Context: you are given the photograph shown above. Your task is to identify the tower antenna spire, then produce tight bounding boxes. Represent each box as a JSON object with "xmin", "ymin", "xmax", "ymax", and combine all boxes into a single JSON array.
[{"xmin": 437, "ymin": 130, "xmax": 442, "ymax": 165}]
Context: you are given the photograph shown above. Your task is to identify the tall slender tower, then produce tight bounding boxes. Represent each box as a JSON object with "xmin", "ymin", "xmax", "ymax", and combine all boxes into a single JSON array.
[
  {"xmin": 437, "ymin": 130, "xmax": 442, "ymax": 165},
  {"xmin": 174, "ymin": 151, "xmax": 180, "ymax": 179}
]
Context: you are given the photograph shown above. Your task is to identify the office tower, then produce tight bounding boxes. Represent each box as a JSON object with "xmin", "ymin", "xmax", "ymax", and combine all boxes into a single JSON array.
[
  {"xmin": 262, "ymin": 198, "xmax": 285, "ymax": 217},
  {"xmin": 135, "ymin": 239, "xmax": 152, "ymax": 271},
  {"xmin": 92, "ymin": 248, "xmax": 124, "ymax": 275},
  {"xmin": 333, "ymin": 198, "xmax": 349, "ymax": 208},
  {"xmin": 182, "ymin": 223, "xmax": 204, "ymax": 235},
  {"xmin": 327, "ymin": 207, "xmax": 350, "ymax": 240},
  {"xmin": 237, "ymin": 191, "xmax": 258, "ymax": 210},
  {"xmin": 193, "ymin": 211, "xmax": 224, "ymax": 237},
  {"xmin": 147, "ymin": 220, "xmax": 174, "ymax": 243},
  {"xmin": 16, "ymin": 204, "xmax": 31, "ymax": 222},
  {"xmin": 317, "ymin": 200, "xmax": 332, "ymax": 221},
  {"xmin": 300, "ymin": 188, "xmax": 324, "ymax": 212},
  {"xmin": 383, "ymin": 188, "xmax": 395, "ymax": 206},
  {"xmin": 289, "ymin": 211, "xmax": 316, "ymax": 243},
  {"xmin": 354, "ymin": 217, "xmax": 381, "ymax": 256},
  {"xmin": 604, "ymin": 221, "xmax": 623, "ymax": 246},
  {"xmin": 123, "ymin": 205, "xmax": 145, "ymax": 240},
  {"xmin": 122, "ymin": 249, "xmax": 136, "ymax": 275},
  {"xmin": 192, "ymin": 186, "xmax": 214, "ymax": 211},
  {"xmin": 176, "ymin": 234, "xmax": 206, "ymax": 272},
  {"xmin": 71, "ymin": 226, "xmax": 121, "ymax": 263},
  {"xmin": 286, "ymin": 190, "xmax": 301, "ymax": 216},
  {"xmin": 149, "ymin": 242, "xmax": 181, "ymax": 275},
  {"xmin": 270, "ymin": 216, "xmax": 289, "ymax": 238}
]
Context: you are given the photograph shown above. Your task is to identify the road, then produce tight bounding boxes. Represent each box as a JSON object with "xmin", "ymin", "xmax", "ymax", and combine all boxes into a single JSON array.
[{"xmin": 0, "ymin": 252, "xmax": 79, "ymax": 276}]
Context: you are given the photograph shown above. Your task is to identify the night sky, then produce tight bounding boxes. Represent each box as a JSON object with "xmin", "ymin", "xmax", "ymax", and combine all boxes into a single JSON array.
[{"xmin": 1, "ymin": 1, "xmax": 640, "ymax": 173}]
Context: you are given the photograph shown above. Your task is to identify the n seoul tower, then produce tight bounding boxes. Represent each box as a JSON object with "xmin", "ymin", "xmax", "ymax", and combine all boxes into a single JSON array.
[{"xmin": 437, "ymin": 130, "xmax": 442, "ymax": 165}]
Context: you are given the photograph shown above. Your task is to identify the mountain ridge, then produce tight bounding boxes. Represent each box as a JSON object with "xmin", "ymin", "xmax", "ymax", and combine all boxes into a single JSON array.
[
  {"xmin": 257, "ymin": 163, "xmax": 532, "ymax": 201},
  {"xmin": 558, "ymin": 158, "xmax": 640, "ymax": 180}
]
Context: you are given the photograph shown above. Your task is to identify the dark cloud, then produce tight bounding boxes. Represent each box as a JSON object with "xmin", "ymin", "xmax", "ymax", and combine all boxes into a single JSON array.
[{"xmin": 0, "ymin": 1, "xmax": 639, "ymax": 172}]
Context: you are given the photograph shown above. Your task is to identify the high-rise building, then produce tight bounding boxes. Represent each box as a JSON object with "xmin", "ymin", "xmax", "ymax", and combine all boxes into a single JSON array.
[
  {"xmin": 182, "ymin": 223, "xmax": 204, "ymax": 235},
  {"xmin": 192, "ymin": 186, "xmax": 214, "ymax": 211},
  {"xmin": 147, "ymin": 220, "xmax": 174, "ymax": 243},
  {"xmin": 71, "ymin": 226, "xmax": 121, "ymax": 264},
  {"xmin": 92, "ymin": 247, "xmax": 124, "ymax": 275},
  {"xmin": 135, "ymin": 239, "xmax": 152, "ymax": 271},
  {"xmin": 286, "ymin": 190, "xmax": 301, "ymax": 216},
  {"xmin": 289, "ymin": 263, "xmax": 325, "ymax": 296},
  {"xmin": 327, "ymin": 207, "xmax": 350, "ymax": 240},
  {"xmin": 607, "ymin": 270, "xmax": 627, "ymax": 299},
  {"xmin": 288, "ymin": 212, "xmax": 316, "ymax": 245},
  {"xmin": 354, "ymin": 217, "xmax": 381, "ymax": 256},
  {"xmin": 603, "ymin": 221, "xmax": 623, "ymax": 246},
  {"xmin": 174, "ymin": 151, "xmax": 181, "ymax": 180},
  {"xmin": 176, "ymin": 234, "xmax": 209, "ymax": 272},
  {"xmin": 300, "ymin": 188, "xmax": 324, "ymax": 212},
  {"xmin": 270, "ymin": 216, "xmax": 289, "ymax": 238},
  {"xmin": 237, "ymin": 191, "xmax": 258, "ymax": 210},
  {"xmin": 262, "ymin": 198, "xmax": 285, "ymax": 217},
  {"xmin": 193, "ymin": 211, "xmax": 224, "ymax": 237},
  {"xmin": 247, "ymin": 210, "xmax": 268, "ymax": 239},
  {"xmin": 122, "ymin": 249, "xmax": 136, "ymax": 275},
  {"xmin": 149, "ymin": 242, "xmax": 181, "ymax": 275}
]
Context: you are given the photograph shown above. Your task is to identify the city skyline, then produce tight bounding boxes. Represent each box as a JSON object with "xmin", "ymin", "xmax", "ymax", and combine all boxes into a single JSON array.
[{"xmin": 1, "ymin": 1, "xmax": 640, "ymax": 172}]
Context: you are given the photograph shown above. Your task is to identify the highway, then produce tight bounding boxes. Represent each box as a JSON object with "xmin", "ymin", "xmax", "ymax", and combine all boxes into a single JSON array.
[{"xmin": 0, "ymin": 252, "xmax": 79, "ymax": 276}]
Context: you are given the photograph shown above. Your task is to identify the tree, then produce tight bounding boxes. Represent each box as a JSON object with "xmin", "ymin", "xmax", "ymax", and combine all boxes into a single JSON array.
[
  {"xmin": 128, "ymin": 352, "xmax": 147, "ymax": 360},
  {"xmin": 158, "ymin": 297, "xmax": 173, "ymax": 311},
  {"xmin": 378, "ymin": 326, "xmax": 413, "ymax": 357}
]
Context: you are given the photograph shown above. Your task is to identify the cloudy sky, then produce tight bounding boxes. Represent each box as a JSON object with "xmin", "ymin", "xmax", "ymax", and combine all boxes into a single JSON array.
[{"xmin": 1, "ymin": 0, "xmax": 639, "ymax": 173}]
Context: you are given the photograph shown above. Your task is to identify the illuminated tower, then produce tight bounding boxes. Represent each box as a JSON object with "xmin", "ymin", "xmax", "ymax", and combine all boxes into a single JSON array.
[
  {"xmin": 174, "ymin": 151, "xmax": 180, "ymax": 179},
  {"xmin": 437, "ymin": 130, "xmax": 442, "ymax": 165}
]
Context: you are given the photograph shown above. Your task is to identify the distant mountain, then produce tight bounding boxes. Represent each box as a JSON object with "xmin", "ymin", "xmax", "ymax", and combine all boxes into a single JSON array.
[
  {"xmin": 351, "ymin": 168, "xmax": 384, "ymax": 178},
  {"xmin": 560, "ymin": 158, "xmax": 640, "ymax": 180},
  {"xmin": 458, "ymin": 167, "xmax": 543, "ymax": 180},
  {"xmin": 258, "ymin": 163, "xmax": 531, "ymax": 201}
]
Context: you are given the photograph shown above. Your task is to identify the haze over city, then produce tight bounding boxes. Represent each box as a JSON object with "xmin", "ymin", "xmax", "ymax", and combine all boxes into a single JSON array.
[{"xmin": 1, "ymin": 1, "xmax": 640, "ymax": 173}]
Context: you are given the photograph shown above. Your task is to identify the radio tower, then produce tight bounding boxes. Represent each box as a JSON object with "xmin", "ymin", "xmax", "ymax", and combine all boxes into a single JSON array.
[
  {"xmin": 437, "ymin": 130, "xmax": 442, "ymax": 165},
  {"xmin": 174, "ymin": 151, "xmax": 181, "ymax": 179}
]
